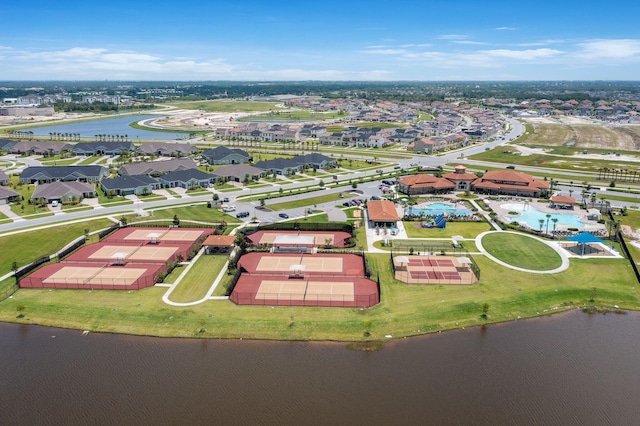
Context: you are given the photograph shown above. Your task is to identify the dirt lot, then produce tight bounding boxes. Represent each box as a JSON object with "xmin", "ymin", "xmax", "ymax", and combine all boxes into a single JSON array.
[{"xmin": 522, "ymin": 116, "xmax": 640, "ymax": 151}]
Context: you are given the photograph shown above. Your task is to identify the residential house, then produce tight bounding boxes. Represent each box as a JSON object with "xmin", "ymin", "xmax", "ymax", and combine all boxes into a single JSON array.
[
  {"xmin": 158, "ymin": 169, "xmax": 216, "ymax": 189},
  {"xmin": 10, "ymin": 141, "xmax": 73, "ymax": 155},
  {"xmin": 0, "ymin": 171, "xmax": 10, "ymax": 185},
  {"xmin": 137, "ymin": 142, "xmax": 199, "ymax": 157},
  {"xmin": 253, "ymin": 158, "xmax": 303, "ymax": 175},
  {"xmin": 119, "ymin": 158, "xmax": 197, "ymax": 176},
  {"xmin": 101, "ymin": 175, "xmax": 161, "ymax": 196},
  {"xmin": 407, "ymin": 138, "xmax": 434, "ymax": 154},
  {"xmin": 292, "ymin": 153, "xmax": 336, "ymax": 170},
  {"xmin": 202, "ymin": 146, "xmax": 252, "ymax": 165},
  {"xmin": 20, "ymin": 165, "xmax": 109, "ymax": 184},
  {"xmin": 0, "ymin": 186, "xmax": 20, "ymax": 205},
  {"xmin": 72, "ymin": 141, "xmax": 136, "ymax": 156},
  {"xmin": 213, "ymin": 164, "xmax": 265, "ymax": 182},
  {"xmin": 31, "ymin": 181, "xmax": 96, "ymax": 204}
]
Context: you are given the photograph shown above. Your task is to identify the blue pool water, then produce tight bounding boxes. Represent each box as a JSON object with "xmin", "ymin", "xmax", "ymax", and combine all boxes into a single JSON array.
[
  {"xmin": 405, "ymin": 202, "xmax": 472, "ymax": 217},
  {"xmin": 502, "ymin": 203, "xmax": 588, "ymax": 230}
]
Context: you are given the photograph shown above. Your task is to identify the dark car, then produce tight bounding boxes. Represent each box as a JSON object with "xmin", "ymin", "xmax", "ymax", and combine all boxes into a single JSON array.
[
  {"xmin": 278, "ymin": 213, "xmax": 289, "ymax": 219},
  {"xmin": 236, "ymin": 211, "xmax": 250, "ymax": 218},
  {"xmin": 223, "ymin": 197, "xmax": 229, "ymax": 202},
  {"xmin": 506, "ymin": 165, "xmax": 516, "ymax": 169},
  {"xmin": 371, "ymin": 195, "xmax": 381, "ymax": 200}
]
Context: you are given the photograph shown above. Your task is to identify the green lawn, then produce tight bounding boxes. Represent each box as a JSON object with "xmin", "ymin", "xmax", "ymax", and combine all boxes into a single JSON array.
[
  {"xmin": 404, "ymin": 221, "xmax": 492, "ymax": 239},
  {"xmin": 2, "ymin": 253, "xmax": 636, "ymax": 341},
  {"xmin": 60, "ymin": 204, "xmax": 94, "ymax": 212},
  {"xmin": 0, "ymin": 219, "xmax": 114, "ymax": 276},
  {"xmin": 124, "ymin": 203, "xmax": 240, "ymax": 223},
  {"xmin": 481, "ymin": 232, "xmax": 563, "ymax": 270},
  {"xmin": 267, "ymin": 192, "xmax": 343, "ymax": 211},
  {"xmin": 239, "ymin": 110, "xmax": 348, "ymax": 122},
  {"xmin": 167, "ymin": 255, "xmax": 227, "ymax": 303}
]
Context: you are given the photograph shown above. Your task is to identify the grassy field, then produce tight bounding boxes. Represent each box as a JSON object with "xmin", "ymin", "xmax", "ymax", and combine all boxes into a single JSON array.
[
  {"xmin": 0, "ymin": 219, "xmax": 114, "ymax": 275},
  {"xmin": 168, "ymin": 100, "xmax": 280, "ymax": 113},
  {"xmin": 122, "ymin": 203, "xmax": 240, "ymax": 224},
  {"xmin": 480, "ymin": 232, "xmax": 563, "ymax": 270},
  {"xmin": 404, "ymin": 221, "xmax": 492, "ymax": 239},
  {"xmin": 267, "ymin": 192, "xmax": 344, "ymax": 211},
  {"xmin": 1, "ymin": 252, "xmax": 636, "ymax": 341},
  {"xmin": 167, "ymin": 255, "xmax": 227, "ymax": 304}
]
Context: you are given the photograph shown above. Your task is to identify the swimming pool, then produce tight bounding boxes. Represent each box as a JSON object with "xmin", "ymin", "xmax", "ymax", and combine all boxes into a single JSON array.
[
  {"xmin": 405, "ymin": 202, "xmax": 472, "ymax": 217},
  {"xmin": 502, "ymin": 203, "xmax": 588, "ymax": 230}
]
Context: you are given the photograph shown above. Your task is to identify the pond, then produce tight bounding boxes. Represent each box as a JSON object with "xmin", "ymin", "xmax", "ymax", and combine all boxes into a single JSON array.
[{"xmin": 30, "ymin": 115, "xmax": 188, "ymax": 141}]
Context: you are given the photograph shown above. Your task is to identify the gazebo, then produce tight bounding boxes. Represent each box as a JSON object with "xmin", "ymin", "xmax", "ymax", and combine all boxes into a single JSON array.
[{"xmin": 566, "ymin": 232, "xmax": 605, "ymax": 256}]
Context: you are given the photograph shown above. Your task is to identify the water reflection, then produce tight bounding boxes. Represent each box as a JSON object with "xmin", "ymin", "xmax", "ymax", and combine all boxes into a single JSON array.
[{"xmin": 1, "ymin": 310, "xmax": 639, "ymax": 425}]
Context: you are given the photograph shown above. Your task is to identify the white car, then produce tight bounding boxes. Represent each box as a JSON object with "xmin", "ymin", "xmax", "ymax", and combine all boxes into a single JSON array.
[
  {"xmin": 51, "ymin": 200, "xmax": 59, "ymax": 207},
  {"xmin": 222, "ymin": 206, "xmax": 236, "ymax": 212}
]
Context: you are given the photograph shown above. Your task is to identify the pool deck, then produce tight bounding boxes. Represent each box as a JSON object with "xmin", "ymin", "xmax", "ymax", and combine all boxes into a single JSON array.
[{"xmin": 485, "ymin": 198, "xmax": 606, "ymax": 234}]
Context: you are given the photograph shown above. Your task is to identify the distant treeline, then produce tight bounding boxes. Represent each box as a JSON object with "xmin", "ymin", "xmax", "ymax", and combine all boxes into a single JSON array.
[{"xmin": 2, "ymin": 80, "xmax": 640, "ymax": 103}]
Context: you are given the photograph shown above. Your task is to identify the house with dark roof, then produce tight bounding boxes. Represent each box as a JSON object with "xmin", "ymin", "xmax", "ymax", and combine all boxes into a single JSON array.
[
  {"xmin": 253, "ymin": 158, "xmax": 302, "ymax": 175},
  {"xmin": 202, "ymin": 146, "xmax": 252, "ymax": 165},
  {"xmin": 157, "ymin": 169, "xmax": 216, "ymax": 189},
  {"xmin": 0, "ymin": 186, "xmax": 20, "ymax": 205},
  {"xmin": 119, "ymin": 158, "xmax": 197, "ymax": 176},
  {"xmin": 213, "ymin": 164, "xmax": 266, "ymax": 182},
  {"xmin": 20, "ymin": 165, "xmax": 109, "ymax": 184},
  {"xmin": 31, "ymin": 181, "xmax": 96, "ymax": 204},
  {"xmin": 10, "ymin": 141, "xmax": 73, "ymax": 155},
  {"xmin": 0, "ymin": 171, "xmax": 10, "ymax": 185},
  {"xmin": 137, "ymin": 142, "xmax": 199, "ymax": 157},
  {"xmin": 292, "ymin": 153, "xmax": 336, "ymax": 170},
  {"xmin": 0, "ymin": 139, "xmax": 17, "ymax": 151},
  {"xmin": 72, "ymin": 141, "xmax": 135, "ymax": 156},
  {"xmin": 407, "ymin": 138, "xmax": 434, "ymax": 154},
  {"xmin": 101, "ymin": 175, "xmax": 161, "ymax": 196}
]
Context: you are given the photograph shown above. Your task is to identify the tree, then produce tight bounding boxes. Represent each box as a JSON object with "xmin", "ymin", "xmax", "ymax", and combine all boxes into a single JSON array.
[
  {"xmin": 172, "ymin": 215, "xmax": 180, "ymax": 226},
  {"xmin": 545, "ymin": 213, "xmax": 551, "ymax": 235},
  {"xmin": 212, "ymin": 193, "xmax": 219, "ymax": 201},
  {"xmin": 319, "ymin": 180, "xmax": 325, "ymax": 188},
  {"xmin": 538, "ymin": 218, "xmax": 544, "ymax": 231},
  {"xmin": 481, "ymin": 303, "xmax": 490, "ymax": 319},
  {"xmin": 16, "ymin": 304, "xmax": 26, "ymax": 318}
]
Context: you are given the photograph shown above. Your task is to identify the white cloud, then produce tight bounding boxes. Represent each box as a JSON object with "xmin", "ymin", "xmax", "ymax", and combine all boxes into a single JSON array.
[
  {"xmin": 452, "ymin": 40, "xmax": 489, "ymax": 45},
  {"xmin": 577, "ymin": 39, "xmax": 640, "ymax": 60},
  {"xmin": 495, "ymin": 27, "xmax": 517, "ymax": 31},
  {"xmin": 480, "ymin": 48, "xmax": 563, "ymax": 60}
]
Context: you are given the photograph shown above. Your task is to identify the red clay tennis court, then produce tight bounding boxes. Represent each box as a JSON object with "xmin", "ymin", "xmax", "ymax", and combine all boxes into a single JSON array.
[
  {"xmin": 63, "ymin": 242, "xmax": 191, "ymax": 264},
  {"xmin": 104, "ymin": 227, "xmax": 210, "ymax": 244},
  {"xmin": 20, "ymin": 262, "xmax": 164, "ymax": 290},
  {"xmin": 393, "ymin": 255, "xmax": 478, "ymax": 285},
  {"xmin": 231, "ymin": 252, "xmax": 379, "ymax": 307},
  {"xmin": 247, "ymin": 230, "xmax": 352, "ymax": 248}
]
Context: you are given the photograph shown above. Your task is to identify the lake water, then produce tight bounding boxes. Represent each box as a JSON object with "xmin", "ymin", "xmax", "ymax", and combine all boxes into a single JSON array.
[
  {"xmin": 31, "ymin": 115, "xmax": 186, "ymax": 141},
  {"xmin": 2, "ymin": 310, "xmax": 640, "ymax": 425}
]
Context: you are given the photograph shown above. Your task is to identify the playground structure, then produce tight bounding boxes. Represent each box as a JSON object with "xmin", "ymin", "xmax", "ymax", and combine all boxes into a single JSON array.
[{"xmin": 422, "ymin": 213, "xmax": 447, "ymax": 228}]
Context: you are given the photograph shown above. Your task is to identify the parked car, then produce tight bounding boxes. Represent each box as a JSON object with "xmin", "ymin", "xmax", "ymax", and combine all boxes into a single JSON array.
[
  {"xmin": 51, "ymin": 200, "xmax": 59, "ymax": 207},
  {"xmin": 506, "ymin": 165, "xmax": 516, "ymax": 169},
  {"xmin": 371, "ymin": 195, "xmax": 381, "ymax": 200},
  {"xmin": 223, "ymin": 197, "xmax": 229, "ymax": 203},
  {"xmin": 222, "ymin": 206, "xmax": 236, "ymax": 212},
  {"xmin": 393, "ymin": 166, "xmax": 401, "ymax": 170},
  {"xmin": 376, "ymin": 169, "xmax": 383, "ymax": 173},
  {"xmin": 278, "ymin": 213, "xmax": 289, "ymax": 219},
  {"xmin": 236, "ymin": 211, "xmax": 250, "ymax": 218}
]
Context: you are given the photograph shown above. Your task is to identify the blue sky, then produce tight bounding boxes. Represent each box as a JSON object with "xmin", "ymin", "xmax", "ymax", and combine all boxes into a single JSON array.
[{"xmin": 2, "ymin": 0, "xmax": 640, "ymax": 81}]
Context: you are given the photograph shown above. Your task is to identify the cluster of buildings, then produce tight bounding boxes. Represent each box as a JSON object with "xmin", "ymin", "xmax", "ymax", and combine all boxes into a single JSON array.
[
  {"xmin": 0, "ymin": 144, "xmax": 338, "ymax": 205},
  {"xmin": 486, "ymin": 98, "xmax": 640, "ymax": 123},
  {"xmin": 397, "ymin": 165, "xmax": 551, "ymax": 198}
]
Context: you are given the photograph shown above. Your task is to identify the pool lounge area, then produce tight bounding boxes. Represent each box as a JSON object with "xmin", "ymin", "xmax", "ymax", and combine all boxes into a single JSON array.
[{"xmin": 488, "ymin": 200, "xmax": 607, "ymax": 235}]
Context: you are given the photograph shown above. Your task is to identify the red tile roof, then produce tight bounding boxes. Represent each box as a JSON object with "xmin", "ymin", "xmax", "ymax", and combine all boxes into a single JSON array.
[
  {"xmin": 367, "ymin": 200, "xmax": 400, "ymax": 221},
  {"xmin": 203, "ymin": 235, "xmax": 236, "ymax": 246},
  {"xmin": 551, "ymin": 195, "xmax": 576, "ymax": 204}
]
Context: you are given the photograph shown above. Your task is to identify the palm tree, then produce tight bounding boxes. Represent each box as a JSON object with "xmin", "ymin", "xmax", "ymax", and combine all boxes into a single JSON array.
[
  {"xmin": 551, "ymin": 218, "xmax": 558, "ymax": 234},
  {"xmin": 538, "ymin": 218, "xmax": 545, "ymax": 231},
  {"xmin": 545, "ymin": 214, "xmax": 551, "ymax": 235}
]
